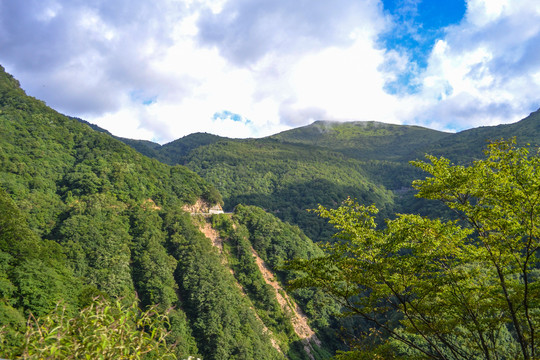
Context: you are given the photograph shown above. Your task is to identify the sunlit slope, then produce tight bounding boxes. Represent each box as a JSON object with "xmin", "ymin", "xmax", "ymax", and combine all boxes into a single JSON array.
[
  {"xmin": 182, "ymin": 138, "xmax": 394, "ymax": 240},
  {"xmin": 2, "ymin": 64, "xmax": 338, "ymax": 359},
  {"xmin": 422, "ymin": 109, "xmax": 540, "ymax": 161},
  {"xmin": 271, "ymin": 120, "xmax": 450, "ymax": 161},
  {"xmin": 120, "ymin": 110, "xmax": 540, "ymax": 241}
]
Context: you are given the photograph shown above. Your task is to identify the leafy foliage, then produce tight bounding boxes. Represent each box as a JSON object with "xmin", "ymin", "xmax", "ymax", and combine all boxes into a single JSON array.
[
  {"xmin": 2, "ymin": 297, "xmax": 177, "ymax": 359},
  {"xmin": 290, "ymin": 141, "xmax": 540, "ymax": 359},
  {"xmin": 212, "ymin": 214, "xmax": 295, "ymax": 339},
  {"xmin": 164, "ymin": 209, "xmax": 284, "ymax": 360},
  {"xmin": 123, "ymin": 111, "xmax": 540, "ymax": 244},
  {"xmin": 230, "ymin": 206, "xmax": 343, "ymax": 354},
  {"xmin": 158, "ymin": 138, "xmax": 394, "ymax": 242},
  {"xmin": 3, "ymin": 60, "xmax": 540, "ymax": 359}
]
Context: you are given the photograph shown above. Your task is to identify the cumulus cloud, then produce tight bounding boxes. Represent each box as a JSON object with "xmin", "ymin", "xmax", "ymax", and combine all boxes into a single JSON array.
[
  {"xmin": 413, "ymin": 0, "xmax": 540, "ymax": 129},
  {"xmin": 196, "ymin": 0, "xmax": 385, "ymax": 66},
  {"xmin": 0, "ymin": 0, "xmax": 538, "ymax": 143},
  {"xmin": 0, "ymin": 0, "xmax": 188, "ymax": 115},
  {"xmin": 279, "ymin": 99, "xmax": 328, "ymax": 126}
]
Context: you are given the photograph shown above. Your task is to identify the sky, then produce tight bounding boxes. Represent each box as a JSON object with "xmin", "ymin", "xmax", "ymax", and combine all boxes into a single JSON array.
[{"xmin": 1, "ymin": 0, "xmax": 539, "ymax": 144}]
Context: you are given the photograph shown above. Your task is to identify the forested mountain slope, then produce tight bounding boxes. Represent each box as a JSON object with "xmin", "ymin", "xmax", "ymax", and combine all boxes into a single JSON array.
[
  {"xmin": 271, "ymin": 120, "xmax": 451, "ymax": 161},
  {"xmin": 0, "ymin": 65, "xmax": 337, "ymax": 359},
  {"xmin": 121, "ymin": 109, "xmax": 540, "ymax": 242},
  {"xmin": 421, "ymin": 108, "xmax": 540, "ymax": 160}
]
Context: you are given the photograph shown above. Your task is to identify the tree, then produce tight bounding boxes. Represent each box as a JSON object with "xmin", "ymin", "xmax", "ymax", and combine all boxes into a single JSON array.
[{"xmin": 290, "ymin": 140, "xmax": 540, "ymax": 359}]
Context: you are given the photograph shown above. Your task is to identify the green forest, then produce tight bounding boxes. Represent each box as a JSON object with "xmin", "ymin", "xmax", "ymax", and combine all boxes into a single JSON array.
[
  {"xmin": 1, "ymin": 63, "xmax": 540, "ymax": 360},
  {"xmin": 290, "ymin": 140, "xmax": 540, "ymax": 359},
  {"xmin": 0, "ymin": 65, "xmax": 335, "ymax": 359},
  {"xmin": 117, "ymin": 107, "xmax": 540, "ymax": 243}
]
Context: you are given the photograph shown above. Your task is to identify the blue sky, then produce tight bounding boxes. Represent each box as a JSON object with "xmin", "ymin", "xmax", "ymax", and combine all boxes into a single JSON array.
[
  {"xmin": 0, "ymin": 0, "xmax": 539, "ymax": 143},
  {"xmin": 380, "ymin": 0, "xmax": 467, "ymax": 94}
]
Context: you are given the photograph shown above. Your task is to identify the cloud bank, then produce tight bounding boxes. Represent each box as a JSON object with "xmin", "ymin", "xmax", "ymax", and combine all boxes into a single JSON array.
[{"xmin": 0, "ymin": 0, "xmax": 538, "ymax": 143}]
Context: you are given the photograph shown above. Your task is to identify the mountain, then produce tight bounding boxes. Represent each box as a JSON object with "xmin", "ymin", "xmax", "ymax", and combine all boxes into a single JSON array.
[
  {"xmin": 271, "ymin": 120, "xmax": 451, "ymax": 161},
  {"xmin": 421, "ymin": 109, "xmax": 540, "ymax": 160},
  {"xmin": 159, "ymin": 133, "xmax": 227, "ymax": 164},
  {"xmin": 0, "ymin": 65, "xmax": 338, "ymax": 359},
  {"xmin": 117, "ymin": 109, "xmax": 540, "ymax": 242},
  {"xmin": 4, "ymin": 61, "xmax": 538, "ymax": 358}
]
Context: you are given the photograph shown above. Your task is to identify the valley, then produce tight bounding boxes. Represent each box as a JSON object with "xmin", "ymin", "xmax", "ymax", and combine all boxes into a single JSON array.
[{"xmin": 1, "ymin": 63, "xmax": 539, "ymax": 359}]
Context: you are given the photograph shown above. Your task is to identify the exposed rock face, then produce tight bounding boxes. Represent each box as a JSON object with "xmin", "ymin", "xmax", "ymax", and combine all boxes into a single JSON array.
[
  {"xmin": 142, "ymin": 198, "xmax": 161, "ymax": 210},
  {"xmin": 208, "ymin": 204, "xmax": 224, "ymax": 214},
  {"xmin": 250, "ymin": 247, "xmax": 321, "ymax": 359},
  {"xmin": 183, "ymin": 198, "xmax": 223, "ymax": 214}
]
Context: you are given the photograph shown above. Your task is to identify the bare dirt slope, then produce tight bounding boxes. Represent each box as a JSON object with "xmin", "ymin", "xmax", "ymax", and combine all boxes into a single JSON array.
[
  {"xmin": 199, "ymin": 221, "xmax": 223, "ymax": 251},
  {"xmin": 250, "ymin": 247, "xmax": 321, "ymax": 359},
  {"xmin": 197, "ymin": 219, "xmax": 283, "ymax": 354},
  {"xmin": 196, "ymin": 216, "xmax": 321, "ymax": 359}
]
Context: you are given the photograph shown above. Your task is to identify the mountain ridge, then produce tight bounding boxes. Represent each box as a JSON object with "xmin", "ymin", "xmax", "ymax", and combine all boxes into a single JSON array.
[
  {"xmin": 3, "ymin": 61, "xmax": 539, "ymax": 358},
  {"xmin": 110, "ymin": 108, "xmax": 540, "ymax": 242},
  {"xmin": 78, "ymin": 109, "xmax": 540, "ymax": 165}
]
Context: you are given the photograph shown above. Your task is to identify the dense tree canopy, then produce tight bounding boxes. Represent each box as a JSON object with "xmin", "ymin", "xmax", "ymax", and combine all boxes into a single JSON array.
[
  {"xmin": 1, "ymin": 64, "xmax": 320, "ymax": 359},
  {"xmin": 290, "ymin": 140, "xmax": 540, "ymax": 360},
  {"xmin": 3, "ymin": 61, "xmax": 540, "ymax": 359},
  {"xmin": 120, "ymin": 110, "xmax": 540, "ymax": 245}
]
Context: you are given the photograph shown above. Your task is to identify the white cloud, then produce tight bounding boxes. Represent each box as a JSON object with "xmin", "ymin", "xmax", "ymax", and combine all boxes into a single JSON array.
[
  {"xmin": 0, "ymin": 0, "xmax": 539, "ymax": 143},
  {"xmin": 81, "ymin": 0, "xmax": 397, "ymax": 142},
  {"xmin": 290, "ymin": 37, "xmax": 398, "ymax": 123},
  {"xmin": 406, "ymin": 0, "xmax": 540, "ymax": 130}
]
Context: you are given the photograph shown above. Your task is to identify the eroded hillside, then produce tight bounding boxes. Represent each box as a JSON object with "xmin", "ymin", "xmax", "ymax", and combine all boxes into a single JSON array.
[{"xmin": 0, "ymin": 65, "xmax": 337, "ymax": 359}]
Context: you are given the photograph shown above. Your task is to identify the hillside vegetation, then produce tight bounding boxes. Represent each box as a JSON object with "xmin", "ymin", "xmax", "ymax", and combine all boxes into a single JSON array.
[
  {"xmin": 3, "ymin": 61, "xmax": 539, "ymax": 359},
  {"xmin": 290, "ymin": 140, "xmax": 540, "ymax": 359},
  {"xmin": 0, "ymin": 65, "xmax": 337, "ymax": 359},
  {"xmin": 122, "ymin": 109, "xmax": 540, "ymax": 242}
]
